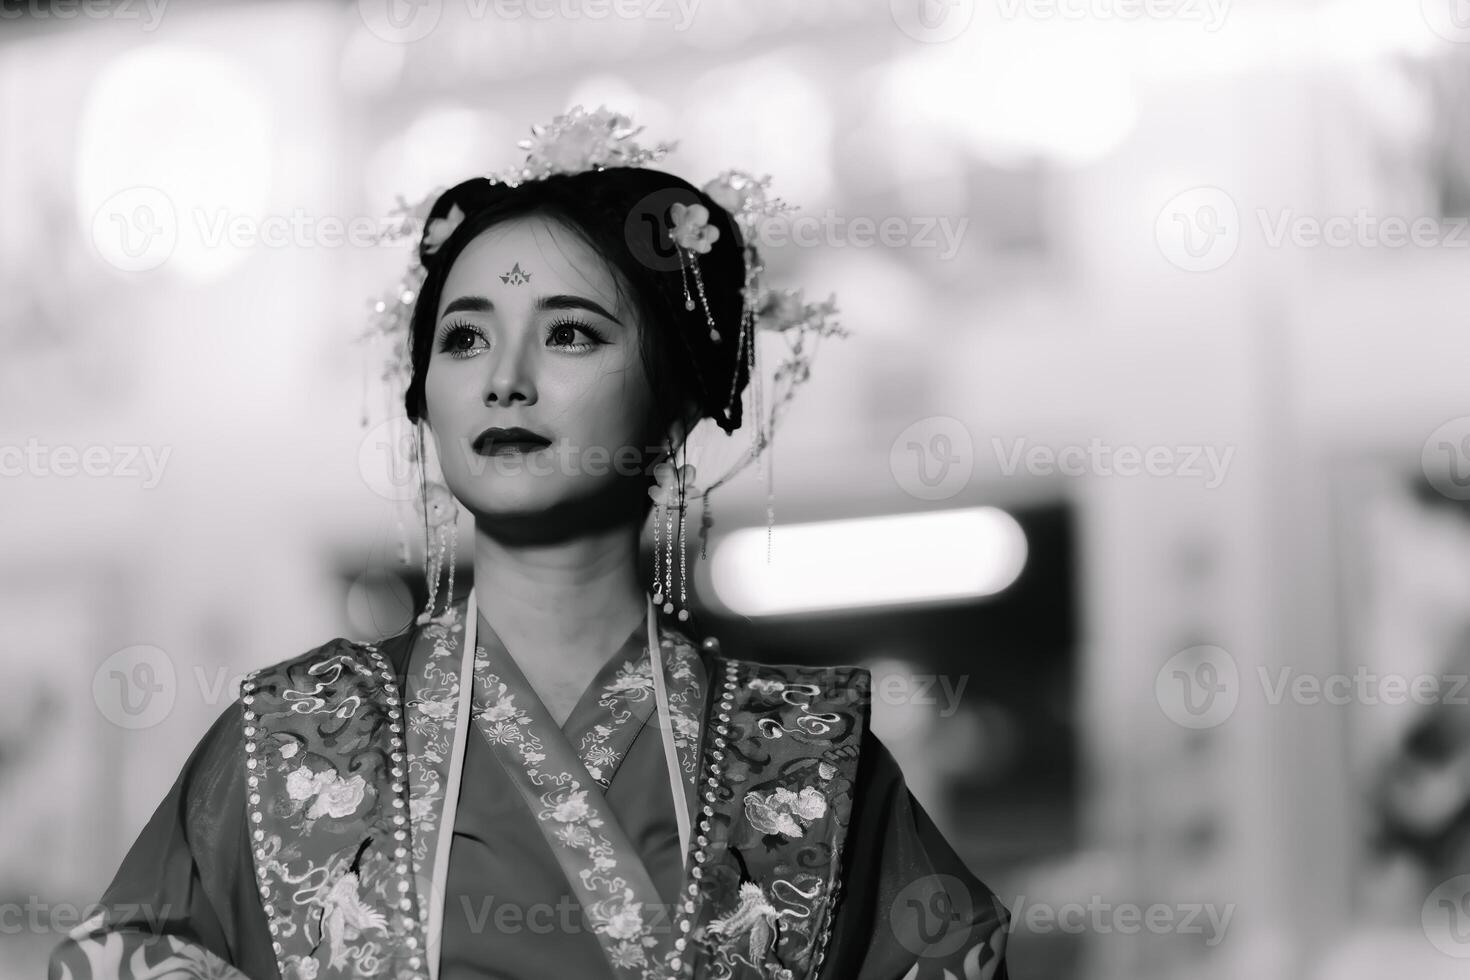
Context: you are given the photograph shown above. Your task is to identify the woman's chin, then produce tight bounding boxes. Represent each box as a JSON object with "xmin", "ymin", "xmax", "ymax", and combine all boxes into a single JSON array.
[
  {"xmin": 451, "ymin": 477, "xmax": 624, "ymax": 525},
  {"xmin": 454, "ymin": 479, "xmax": 564, "ymax": 517}
]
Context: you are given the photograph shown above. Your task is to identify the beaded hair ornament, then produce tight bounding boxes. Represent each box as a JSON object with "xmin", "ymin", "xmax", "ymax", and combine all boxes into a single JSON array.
[{"xmin": 360, "ymin": 105, "xmax": 847, "ymax": 625}]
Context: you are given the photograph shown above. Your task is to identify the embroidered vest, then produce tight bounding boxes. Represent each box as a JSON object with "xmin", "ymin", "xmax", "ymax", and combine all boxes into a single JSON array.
[{"xmin": 238, "ymin": 630, "xmax": 869, "ymax": 980}]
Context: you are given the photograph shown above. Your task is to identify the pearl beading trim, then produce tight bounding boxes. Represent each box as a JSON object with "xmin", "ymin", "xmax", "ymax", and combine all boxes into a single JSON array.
[
  {"xmin": 241, "ymin": 642, "xmax": 429, "ymax": 980},
  {"xmin": 664, "ymin": 654, "xmax": 739, "ymax": 977}
]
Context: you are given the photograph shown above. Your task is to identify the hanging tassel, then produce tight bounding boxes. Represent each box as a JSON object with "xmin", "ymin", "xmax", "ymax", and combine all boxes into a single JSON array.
[{"xmin": 652, "ymin": 488, "xmax": 665, "ymax": 606}]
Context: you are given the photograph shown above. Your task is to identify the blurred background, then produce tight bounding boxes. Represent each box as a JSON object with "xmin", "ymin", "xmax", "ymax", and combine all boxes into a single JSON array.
[{"xmin": 4, "ymin": 0, "xmax": 1470, "ymax": 977}]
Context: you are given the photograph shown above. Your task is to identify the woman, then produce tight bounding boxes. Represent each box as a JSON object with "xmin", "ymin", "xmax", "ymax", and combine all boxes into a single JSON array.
[{"xmin": 50, "ymin": 107, "xmax": 1012, "ymax": 980}]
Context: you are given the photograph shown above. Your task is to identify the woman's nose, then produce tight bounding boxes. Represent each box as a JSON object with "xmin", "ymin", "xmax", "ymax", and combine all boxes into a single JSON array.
[{"xmin": 483, "ymin": 330, "xmax": 537, "ymax": 406}]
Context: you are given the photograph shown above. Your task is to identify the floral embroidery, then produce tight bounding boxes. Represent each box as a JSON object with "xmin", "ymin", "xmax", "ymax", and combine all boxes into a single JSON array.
[
  {"xmin": 607, "ymin": 660, "xmax": 655, "ymax": 696},
  {"xmin": 469, "ymin": 644, "xmax": 677, "ymax": 979},
  {"xmin": 552, "ymin": 788, "xmax": 592, "ymax": 823},
  {"xmin": 744, "ymin": 786, "xmax": 829, "ymax": 839},
  {"xmin": 748, "ymin": 677, "xmax": 786, "ymax": 695},
  {"xmin": 404, "ymin": 605, "xmax": 470, "ymax": 937},
  {"xmin": 235, "ymin": 597, "xmax": 868, "ymax": 980},
  {"xmin": 285, "ymin": 766, "xmax": 368, "ymax": 820},
  {"xmin": 571, "ymin": 632, "xmax": 705, "ymax": 792},
  {"xmin": 584, "ymin": 743, "xmax": 618, "ymax": 782}
]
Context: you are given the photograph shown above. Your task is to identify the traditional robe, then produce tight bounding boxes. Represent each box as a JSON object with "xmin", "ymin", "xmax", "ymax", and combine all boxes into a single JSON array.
[{"xmin": 49, "ymin": 594, "xmax": 1011, "ymax": 980}]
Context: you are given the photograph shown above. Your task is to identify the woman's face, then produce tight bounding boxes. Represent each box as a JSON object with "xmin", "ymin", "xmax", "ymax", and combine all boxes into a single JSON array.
[{"xmin": 422, "ymin": 214, "xmax": 663, "ymax": 526}]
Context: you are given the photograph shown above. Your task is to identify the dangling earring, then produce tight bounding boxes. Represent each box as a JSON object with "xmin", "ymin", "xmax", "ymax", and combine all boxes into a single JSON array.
[
  {"xmin": 418, "ymin": 482, "xmax": 459, "ymax": 624},
  {"xmin": 415, "ymin": 423, "xmax": 460, "ymax": 625},
  {"xmin": 676, "ymin": 443, "xmax": 689, "ymax": 622},
  {"xmin": 649, "ymin": 436, "xmax": 692, "ymax": 623}
]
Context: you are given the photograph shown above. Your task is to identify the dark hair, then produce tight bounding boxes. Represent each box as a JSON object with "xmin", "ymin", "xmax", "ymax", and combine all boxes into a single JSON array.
[{"xmin": 403, "ymin": 168, "xmax": 752, "ymax": 449}]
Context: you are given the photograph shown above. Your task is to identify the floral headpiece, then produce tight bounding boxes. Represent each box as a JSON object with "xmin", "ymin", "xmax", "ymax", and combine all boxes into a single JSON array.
[{"xmin": 360, "ymin": 105, "xmax": 848, "ymax": 623}]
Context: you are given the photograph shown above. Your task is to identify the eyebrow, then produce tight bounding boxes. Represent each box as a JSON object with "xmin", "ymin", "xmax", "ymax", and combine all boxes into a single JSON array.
[{"xmin": 440, "ymin": 294, "xmax": 623, "ymax": 326}]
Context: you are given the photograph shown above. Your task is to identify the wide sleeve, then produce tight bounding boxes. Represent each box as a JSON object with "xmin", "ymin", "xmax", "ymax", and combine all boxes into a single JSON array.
[
  {"xmin": 820, "ymin": 727, "xmax": 1012, "ymax": 980},
  {"xmin": 48, "ymin": 700, "xmax": 277, "ymax": 980}
]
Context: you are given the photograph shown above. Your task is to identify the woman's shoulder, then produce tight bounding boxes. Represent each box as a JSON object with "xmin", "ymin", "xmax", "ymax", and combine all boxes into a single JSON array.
[
  {"xmin": 180, "ymin": 634, "xmax": 377, "ymax": 773},
  {"xmin": 243, "ymin": 628, "xmax": 418, "ymax": 692},
  {"xmin": 248, "ymin": 633, "xmax": 384, "ymax": 675}
]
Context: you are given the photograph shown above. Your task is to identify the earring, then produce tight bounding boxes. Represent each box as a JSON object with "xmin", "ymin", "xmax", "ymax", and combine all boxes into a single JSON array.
[
  {"xmin": 417, "ymin": 479, "xmax": 459, "ymax": 625},
  {"xmin": 414, "ymin": 423, "xmax": 460, "ymax": 625},
  {"xmin": 649, "ymin": 438, "xmax": 693, "ymax": 623}
]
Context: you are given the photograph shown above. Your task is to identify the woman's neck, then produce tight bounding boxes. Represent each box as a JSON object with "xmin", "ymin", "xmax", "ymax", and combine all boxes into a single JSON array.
[{"xmin": 469, "ymin": 519, "xmax": 648, "ymax": 685}]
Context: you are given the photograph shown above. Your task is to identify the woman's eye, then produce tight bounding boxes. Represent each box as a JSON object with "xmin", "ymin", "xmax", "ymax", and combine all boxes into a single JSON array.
[
  {"xmin": 547, "ymin": 319, "xmax": 605, "ymax": 350},
  {"xmin": 439, "ymin": 323, "xmax": 487, "ymax": 358}
]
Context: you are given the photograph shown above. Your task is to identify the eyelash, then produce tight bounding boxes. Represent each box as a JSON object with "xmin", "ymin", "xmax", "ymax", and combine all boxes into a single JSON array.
[{"xmin": 437, "ymin": 317, "xmax": 608, "ymax": 358}]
